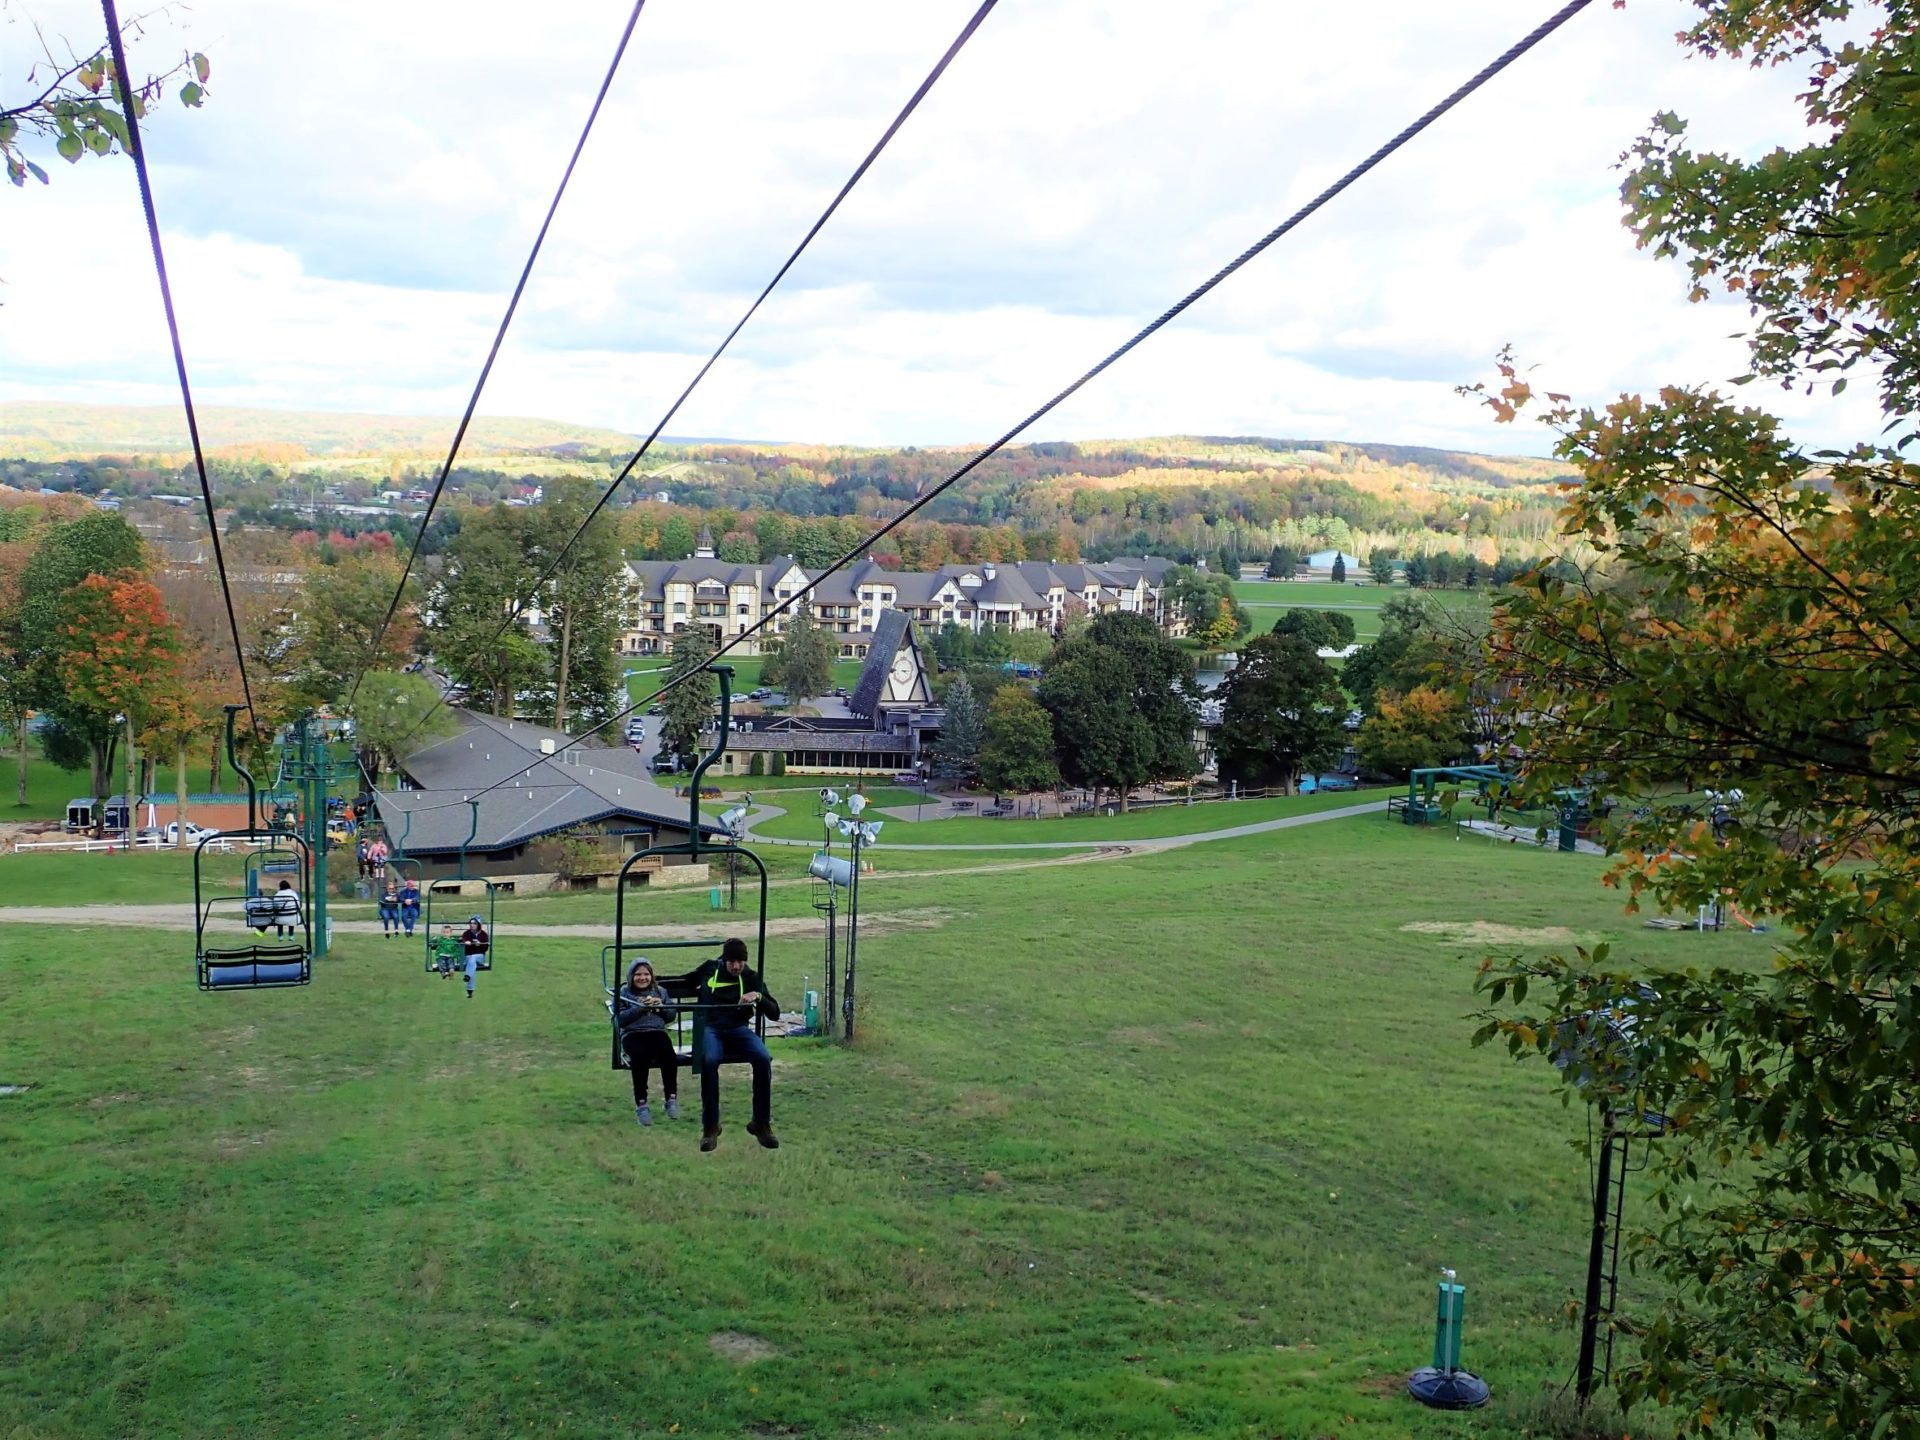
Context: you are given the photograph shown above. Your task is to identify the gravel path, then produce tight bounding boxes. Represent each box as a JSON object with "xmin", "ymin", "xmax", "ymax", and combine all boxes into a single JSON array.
[{"xmin": 742, "ymin": 797, "xmax": 1387, "ymax": 850}]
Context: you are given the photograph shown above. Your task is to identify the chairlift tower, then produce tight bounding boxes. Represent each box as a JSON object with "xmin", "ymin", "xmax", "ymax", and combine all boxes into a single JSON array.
[{"xmin": 280, "ymin": 711, "xmax": 351, "ymax": 957}]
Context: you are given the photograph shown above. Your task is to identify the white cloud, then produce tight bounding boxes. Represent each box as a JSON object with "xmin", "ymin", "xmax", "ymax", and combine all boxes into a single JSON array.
[{"xmin": 0, "ymin": 0, "xmax": 1883, "ymax": 456}]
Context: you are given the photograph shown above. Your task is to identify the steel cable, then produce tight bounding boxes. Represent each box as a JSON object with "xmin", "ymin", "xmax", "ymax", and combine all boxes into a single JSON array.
[
  {"xmin": 352, "ymin": 0, "xmax": 651, "ymax": 705},
  {"xmin": 388, "ymin": 0, "xmax": 1001, "ymax": 752},
  {"xmin": 393, "ymin": 0, "xmax": 1595, "ymax": 816},
  {"xmin": 101, "ymin": 0, "xmax": 259, "ymax": 736}
]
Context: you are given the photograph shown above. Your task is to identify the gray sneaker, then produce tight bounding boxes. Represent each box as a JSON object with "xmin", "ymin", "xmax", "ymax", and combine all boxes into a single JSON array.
[
  {"xmin": 635, "ymin": 1102, "xmax": 652, "ymax": 1127},
  {"xmin": 665, "ymin": 1097, "xmax": 680, "ymax": 1121}
]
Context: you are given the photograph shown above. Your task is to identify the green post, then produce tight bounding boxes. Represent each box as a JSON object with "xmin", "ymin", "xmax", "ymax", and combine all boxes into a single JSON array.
[{"xmin": 1433, "ymin": 1277, "xmax": 1465, "ymax": 1371}]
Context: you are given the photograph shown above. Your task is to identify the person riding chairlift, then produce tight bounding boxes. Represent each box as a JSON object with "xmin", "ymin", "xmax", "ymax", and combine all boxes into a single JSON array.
[{"xmin": 459, "ymin": 914, "xmax": 489, "ymax": 999}]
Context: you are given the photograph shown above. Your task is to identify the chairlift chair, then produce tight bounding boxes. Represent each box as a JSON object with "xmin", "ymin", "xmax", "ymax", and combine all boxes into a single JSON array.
[
  {"xmin": 603, "ymin": 665, "xmax": 771, "ymax": 1073},
  {"xmin": 195, "ymin": 706, "xmax": 313, "ymax": 990},
  {"xmin": 423, "ymin": 876, "xmax": 498, "ymax": 973},
  {"xmin": 196, "ymin": 828, "xmax": 313, "ymax": 990}
]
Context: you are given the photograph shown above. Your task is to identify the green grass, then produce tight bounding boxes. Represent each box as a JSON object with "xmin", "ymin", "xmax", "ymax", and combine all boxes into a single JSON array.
[
  {"xmin": 710, "ymin": 773, "xmax": 919, "ymax": 793},
  {"xmin": 624, "ymin": 657, "xmax": 866, "ymax": 706},
  {"xmin": 0, "ymin": 846, "xmax": 249, "ymax": 905},
  {"xmin": 0, "ymin": 749, "xmax": 94, "ymax": 820},
  {"xmin": 1227, "ymin": 581, "xmax": 1491, "ymax": 643},
  {"xmin": 0, "ymin": 816, "xmax": 1770, "ymax": 1436},
  {"xmin": 748, "ymin": 786, "xmax": 1390, "ymax": 843}
]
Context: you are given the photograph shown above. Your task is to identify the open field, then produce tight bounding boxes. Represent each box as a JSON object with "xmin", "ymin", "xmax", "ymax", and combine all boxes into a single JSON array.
[
  {"xmin": 1229, "ymin": 581, "xmax": 1490, "ymax": 642},
  {"xmin": 624, "ymin": 658, "xmax": 867, "ymax": 708},
  {"xmin": 0, "ymin": 815, "xmax": 1764, "ymax": 1437}
]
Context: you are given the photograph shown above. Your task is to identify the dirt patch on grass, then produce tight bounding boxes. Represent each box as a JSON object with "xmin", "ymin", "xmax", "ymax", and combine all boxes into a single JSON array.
[
  {"xmin": 1107, "ymin": 1026, "xmax": 1172, "ymax": 1049},
  {"xmin": 214, "ymin": 1132, "xmax": 271, "ymax": 1158},
  {"xmin": 710, "ymin": 1331, "xmax": 781, "ymax": 1364},
  {"xmin": 1400, "ymin": 920, "xmax": 1580, "ymax": 947},
  {"xmin": 1356, "ymin": 1373, "xmax": 1406, "ymax": 1400},
  {"xmin": 88, "ymin": 1090, "xmax": 136, "ymax": 1107},
  {"xmin": 952, "ymin": 1089, "xmax": 1011, "ymax": 1119}
]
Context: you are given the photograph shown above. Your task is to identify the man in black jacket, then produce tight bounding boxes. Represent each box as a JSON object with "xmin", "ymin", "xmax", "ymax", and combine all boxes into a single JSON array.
[{"xmin": 687, "ymin": 937, "xmax": 780, "ymax": 1152}]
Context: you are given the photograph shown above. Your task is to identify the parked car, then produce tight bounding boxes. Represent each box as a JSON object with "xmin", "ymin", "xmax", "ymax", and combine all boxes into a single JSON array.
[
  {"xmin": 748, "ymin": 688, "xmax": 771, "ymax": 701},
  {"xmin": 138, "ymin": 820, "xmax": 223, "ymax": 845}
]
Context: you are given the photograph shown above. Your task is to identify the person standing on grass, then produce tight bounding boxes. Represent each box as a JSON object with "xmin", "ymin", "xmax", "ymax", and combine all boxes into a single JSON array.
[
  {"xmin": 399, "ymin": 877, "xmax": 421, "ymax": 937},
  {"xmin": 459, "ymin": 914, "xmax": 489, "ymax": 998},
  {"xmin": 368, "ymin": 837, "xmax": 389, "ymax": 880},
  {"xmin": 615, "ymin": 959, "xmax": 680, "ymax": 1126},
  {"xmin": 686, "ymin": 937, "xmax": 781, "ymax": 1152}
]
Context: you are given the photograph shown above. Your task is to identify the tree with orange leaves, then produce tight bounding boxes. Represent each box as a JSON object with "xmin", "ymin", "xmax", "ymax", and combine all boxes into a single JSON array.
[{"xmin": 60, "ymin": 574, "xmax": 182, "ymax": 837}]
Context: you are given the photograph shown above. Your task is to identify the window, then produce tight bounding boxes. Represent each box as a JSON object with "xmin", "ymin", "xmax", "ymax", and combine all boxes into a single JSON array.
[
  {"xmin": 672, "ymin": 602, "xmax": 686, "ymax": 614},
  {"xmin": 736, "ymin": 604, "xmax": 749, "ymax": 615}
]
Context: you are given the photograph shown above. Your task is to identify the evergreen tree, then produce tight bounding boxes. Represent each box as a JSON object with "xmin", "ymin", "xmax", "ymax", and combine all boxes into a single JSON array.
[
  {"xmin": 1267, "ymin": 545, "xmax": 1297, "ymax": 580},
  {"xmin": 767, "ymin": 607, "xmax": 834, "ymax": 706},
  {"xmin": 660, "ymin": 625, "xmax": 717, "ymax": 765},
  {"xmin": 1330, "ymin": 553, "xmax": 1347, "ymax": 584},
  {"xmin": 930, "ymin": 672, "xmax": 984, "ymax": 781},
  {"xmin": 1368, "ymin": 551, "xmax": 1395, "ymax": 586}
]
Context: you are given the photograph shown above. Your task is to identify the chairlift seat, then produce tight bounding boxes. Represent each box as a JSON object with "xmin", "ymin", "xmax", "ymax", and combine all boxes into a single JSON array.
[
  {"xmin": 606, "ymin": 968, "xmax": 767, "ymax": 1072},
  {"xmin": 199, "ymin": 942, "xmax": 310, "ymax": 989}
]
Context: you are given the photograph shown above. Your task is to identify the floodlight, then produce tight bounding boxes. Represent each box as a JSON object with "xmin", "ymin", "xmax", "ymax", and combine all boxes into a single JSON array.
[
  {"xmin": 809, "ymin": 852, "xmax": 853, "ymax": 887},
  {"xmin": 847, "ymin": 793, "xmax": 868, "ymax": 816},
  {"xmin": 861, "ymin": 819, "xmax": 884, "ymax": 841},
  {"xmin": 821, "ymin": 788, "xmax": 842, "ymax": 807},
  {"xmin": 720, "ymin": 806, "xmax": 748, "ymax": 834}
]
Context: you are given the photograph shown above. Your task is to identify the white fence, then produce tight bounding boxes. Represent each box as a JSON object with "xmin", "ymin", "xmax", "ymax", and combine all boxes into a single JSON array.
[{"xmin": 10, "ymin": 834, "xmax": 233, "ymax": 855}]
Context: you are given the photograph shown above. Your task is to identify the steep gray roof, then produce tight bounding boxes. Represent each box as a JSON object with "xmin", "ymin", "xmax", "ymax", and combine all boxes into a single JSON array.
[{"xmin": 850, "ymin": 609, "xmax": 923, "ymax": 719}]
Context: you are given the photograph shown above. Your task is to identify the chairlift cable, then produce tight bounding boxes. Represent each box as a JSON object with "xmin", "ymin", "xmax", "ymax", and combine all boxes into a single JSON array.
[
  {"xmin": 353, "ymin": 0, "xmax": 652, "ymax": 706},
  {"xmin": 396, "ymin": 0, "xmax": 1594, "ymax": 817},
  {"xmin": 390, "ymin": 0, "xmax": 1001, "ymax": 752},
  {"xmin": 100, "ymin": 0, "xmax": 259, "ymax": 737}
]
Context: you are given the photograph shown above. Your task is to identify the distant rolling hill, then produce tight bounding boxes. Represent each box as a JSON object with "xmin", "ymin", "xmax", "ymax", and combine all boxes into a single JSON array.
[
  {"xmin": 0, "ymin": 402, "xmax": 645, "ymax": 461},
  {"xmin": 0, "ymin": 404, "xmax": 1570, "ymax": 500}
]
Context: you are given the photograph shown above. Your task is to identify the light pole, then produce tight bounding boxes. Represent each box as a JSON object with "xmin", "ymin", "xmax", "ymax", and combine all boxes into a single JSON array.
[
  {"xmin": 720, "ymin": 804, "xmax": 748, "ymax": 910},
  {"xmin": 815, "ymin": 794, "xmax": 881, "ymax": 1041}
]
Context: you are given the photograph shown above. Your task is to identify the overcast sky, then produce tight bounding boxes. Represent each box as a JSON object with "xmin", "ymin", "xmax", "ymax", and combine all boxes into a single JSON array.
[{"xmin": 0, "ymin": 0, "xmax": 1877, "ymax": 457}]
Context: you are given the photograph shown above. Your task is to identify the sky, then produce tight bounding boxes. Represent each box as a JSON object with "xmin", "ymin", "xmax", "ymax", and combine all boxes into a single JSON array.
[{"xmin": 0, "ymin": 0, "xmax": 1881, "ymax": 458}]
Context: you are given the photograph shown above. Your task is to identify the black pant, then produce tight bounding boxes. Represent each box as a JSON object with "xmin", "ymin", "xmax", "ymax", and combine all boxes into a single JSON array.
[{"xmin": 621, "ymin": 1030, "xmax": 678, "ymax": 1104}]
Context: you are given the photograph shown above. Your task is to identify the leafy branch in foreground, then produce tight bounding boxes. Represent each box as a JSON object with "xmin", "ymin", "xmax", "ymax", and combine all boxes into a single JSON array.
[{"xmin": 2, "ymin": 3, "xmax": 209, "ymax": 189}]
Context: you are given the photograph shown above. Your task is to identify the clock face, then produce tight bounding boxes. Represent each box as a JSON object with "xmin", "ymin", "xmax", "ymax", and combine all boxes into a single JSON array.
[{"xmin": 890, "ymin": 649, "xmax": 916, "ymax": 691}]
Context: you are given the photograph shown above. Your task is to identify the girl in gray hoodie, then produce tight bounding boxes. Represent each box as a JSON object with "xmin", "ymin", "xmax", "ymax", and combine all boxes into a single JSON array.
[{"xmin": 615, "ymin": 959, "xmax": 679, "ymax": 1125}]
